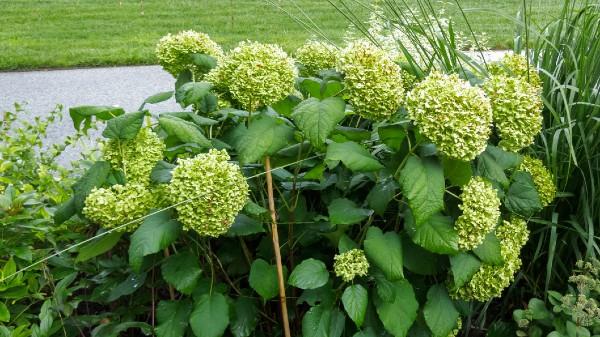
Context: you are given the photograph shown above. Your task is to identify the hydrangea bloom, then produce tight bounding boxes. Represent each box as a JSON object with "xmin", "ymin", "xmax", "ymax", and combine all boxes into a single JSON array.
[
  {"xmin": 83, "ymin": 183, "xmax": 155, "ymax": 232},
  {"xmin": 407, "ymin": 72, "xmax": 493, "ymax": 161},
  {"xmin": 518, "ymin": 156, "xmax": 556, "ymax": 206},
  {"xmin": 483, "ymin": 74, "xmax": 543, "ymax": 152},
  {"xmin": 455, "ymin": 176, "xmax": 501, "ymax": 250},
  {"xmin": 156, "ymin": 30, "xmax": 224, "ymax": 79},
  {"xmin": 333, "ymin": 249, "xmax": 370, "ymax": 282},
  {"xmin": 206, "ymin": 41, "xmax": 296, "ymax": 111},
  {"xmin": 102, "ymin": 127, "xmax": 165, "ymax": 185},
  {"xmin": 167, "ymin": 149, "xmax": 249, "ymax": 237},
  {"xmin": 337, "ymin": 40, "xmax": 404, "ymax": 121},
  {"xmin": 295, "ymin": 40, "xmax": 338, "ymax": 76},
  {"xmin": 453, "ymin": 217, "xmax": 529, "ymax": 301},
  {"xmin": 489, "ymin": 53, "xmax": 542, "ymax": 88}
]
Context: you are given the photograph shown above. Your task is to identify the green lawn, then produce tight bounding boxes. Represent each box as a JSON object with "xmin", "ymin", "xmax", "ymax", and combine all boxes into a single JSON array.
[{"xmin": 0, "ymin": 0, "xmax": 563, "ymax": 70}]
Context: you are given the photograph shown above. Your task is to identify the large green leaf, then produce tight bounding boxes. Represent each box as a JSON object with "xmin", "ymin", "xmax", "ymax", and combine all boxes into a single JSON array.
[
  {"xmin": 328, "ymin": 198, "xmax": 373, "ymax": 226},
  {"xmin": 472, "ymin": 232, "xmax": 503, "ymax": 265},
  {"xmin": 374, "ymin": 279, "xmax": 418, "ymax": 337},
  {"xmin": 302, "ymin": 305, "xmax": 345, "ymax": 337},
  {"xmin": 248, "ymin": 259, "xmax": 279, "ymax": 300},
  {"xmin": 342, "ymin": 284, "xmax": 368, "ymax": 328},
  {"xmin": 139, "ymin": 91, "xmax": 174, "ymax": 110},
  {"xmin": 159, "ymin": 115, "xmax": 211, "ymax": 147},
  {"xmin": 102, "ymin": 111, "xmax": 145, "ymax": 140},
  {"xmin": 150, "ymin": 161, "xmax": 176, "ymax": 184},
  {"xmin": 226, "ymin": 214, "xmax": 265, "ymax": 237},
  {"xmin": 0, "ymin": 302, "xmax": 9, "ymax": 322},
  {"xmin": 423, "ymin": 285, "xmax": 460, "ymax": 337},
  {"xmin": 405, "ymin": 211, "xmax": 459, "ymax": 255},
  {"xmin": 378, "ymin": 124, "xmax": 406, "ymax": 151},
  {"xmin": 325, "ymin": 141, "xmax": 384, "ymax": 172},
  {"xmin": 291, "ymin": 97, "xmax": 346, "ymax": 148},
  {"xmin": 366, "ymin": 179, "xmax": 399, "ymax": 216},
  {"xmin": 401, "ymin": 233, "xmax": 444, "ymax": 276},
  {"xmin": 485, "ymin": 145, "xmax": 522, "ymax": 169},
  {"xmin": 449, "ymin": 253, "xmax": 481, "ymax": 288},
  {"xmin": 75, "ymin": 231, "xmax": 123, "ymax": 262},
  {"xmin": 231, "ymin": 115, "xmax": 294, "ymax": 164},
  {"xmin": 72, "ymin": 161, "xmax": 112, "ymax": 213},
  {"xmin": 398, "ymin": 155, "xmax": 445, "ymax": 223},
  {"xmin": 364, "ymin": 227, "xmax": 403, "ymax": 281},
  {"xmin": 175, "ymin": 81, "xmax": 212, "ymax": 108},
  {"xmin": 155, "ymin": 300, "xmax": 192, "ymax": 337},
  {"xmin": 107, "ymin": 272, "xmax": 147, "ymax": 301},
  {"xmin": 161, "ymin": 251, "xmax": 202, "ymax": 295},
  {"xmin": 442, "ymin": 157, "xmax": 473, "ymax": 187},
  {"xmin": 69, "ymin": 105, "xmax": 125, "ymax": 132},
  {"xmin": 54, "ymin": 197, "xmax": 77, "ymax": 225},
  {"xmin": 288, "ymin": 258, "xmax": 329, "ymax": 290},
  {"xmin": 477, "ymin": 152, "xmax": 509, "ymax": 187},
  {"xmin": 230, "ymin": 297, "xmax": 259, "ymax": 337},
  {"xmin": 189, "ymin": 292, "xmax": 230, "ymax": 337},
  {"xmin": 128, "ymin": 210, "xmax": 182, "ymax": 272},
  {"xmin": 504, "ymin": 171, "xmax": 542, "ymax": 217}
]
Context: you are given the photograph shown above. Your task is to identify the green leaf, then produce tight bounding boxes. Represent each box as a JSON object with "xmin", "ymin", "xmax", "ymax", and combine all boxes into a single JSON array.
[
  {"xmin": 449, "ymin": 253, "xmax": 481, "ymax": 288},
  {"xmin": 328, "ymin": 198, "xmax": 373, "ymax": 226},
  {"xmin": 191, "ymin": 54, "xmax": 217, "ymax": 74},
  {"xmin": 226, "ymin": 214, "xmax": 265, "ymax": 237},
  {"xmin": 150, "ymin": 161, "xmax": 176, "ymax": 184},
  {"xmin": 175, "ymin": 81, "xmax": 212, "ymax": 108},
  {"xmin": 102, "ymin": 111, "xmax": 145, "ymax": 140},
  {"xmin": 91, "ymin": 322, "xmax": 152, "ymax": 337},
  {"xmin": 75, "ymin": 231, "xmax": 123, "ymax": 262},
  {"xmin": 423, "ymin": 285, "xmax": 460, "ymax": 337},
  {"xmin": 231, "ymin": 115, "xmax": 294, "ymax": 164},
  {"xmin": 342, "ymin": 284, "xmax": 368, "ymax": 328},
  {"xmin": 485, "ymin": 145, "xmax": 522, "ymax": 169},
  {"xmin": 472, "ymin": 232, "xmax": 503, "ymax": 265},
  {"xmin": 162, "ymin": 251, "xmax": 202, "ymax": 295},
  {"xmin": 302, "ymin": 305, "xmax": 345, "ymax": 337},
  {"xmin": 398, "ymin": 155, "xmax": 445, "ymax": 223},
  {"xmin": 139, "ymin": 91, "xmax": 174, "ymax": 110},
  {"xmin": 248, "ymin": 259, "xmax": 279, "ymax": 300},
  {"xmin": 338, "ymin": 234, "xmax": 359, "ymax": 253},
  {"xmin": 189, "ymin": 292, "xmax": 230, "ymax": 337},
  {"xmin": 364, "ymin": 227, "xmax": 404, "ymax": 281},
  {"xmin": 159, "ymin": 115, "xmax": 211, "ymax": 147},
  {"xmin": 477, "ymin": 152, "xmax": 509, "ymax": 187},
  {"xmin": 155, "ymin": 300, "xmax": 192, "ymax": 337},
  {"xmin": 504, "ymin": 171, "xmax": 543, "ymax": 217},
  {"xmin": 0, "ymin": 302, "xmax": 9, "ymax": 322},
  {"xmin": 69, "ymin": 105, "xmax": 125, "ymax": 132},
  {"xmin": 128, "ymin": 210, "xmax": 182, "ymax": 272},
  {"xmin": 230, "ymin": 297, "xmax": 259, "ymax": 337},
  {"xmin": 325, "ymin": 141, "xmax": 384, "ymax": 172},
  {"xmin": 72, "ymin": 161, "xmax": 112, "ymax": 213},
  {"xmin": 401, "ymin": 233, "xmax": 444, "ymax": 276},
  {"xmin": 271, "ymin": 95, "xmax": 302, "ymax": 117},
  {"xmin": 442, "ymin": 157, "xmax": 473, "ymax": 187},
  {"xmin": 366, "ymin": 179, "xmax": 399, "ymax": 216},
  {"xmin": 291, "ymin": 97, "xmax": 346, "ymax": 148},
  {"xmin": 288, "ymin": 258, "xmax": 329, "ymax": 290},
  {"xmin": 405, "ymin": 211, "xmax": 459, "ymax": 255},
  {"xmin": 378, "ymin": 124, "xmax": 406, "ymax": 151},
  {"xmin": 107, "ymin": 272, "xmax": 147, "ymax": 301},
  {"xmin": 54, "ymin": 197, "xmax": 77, "ymax": 225},
  {"xmin": 332, "ymin": 126, "xmax": 370, "ymax": 142},
  {"xmin": 374, "ymin": 279, "xmax": 418, "ymax": 337}
]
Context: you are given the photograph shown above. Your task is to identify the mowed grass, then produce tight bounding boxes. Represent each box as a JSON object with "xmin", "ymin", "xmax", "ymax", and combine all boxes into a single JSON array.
[{"xmin": 0, "ymin": 0, "xmax": 563, "ymax": 70}]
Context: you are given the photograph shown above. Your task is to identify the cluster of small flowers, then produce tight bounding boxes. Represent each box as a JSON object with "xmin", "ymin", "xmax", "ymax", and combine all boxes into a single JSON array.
[
  {"xmin": 560, "ymin": 294, "xmax": 600, "ymax": 327},
  {"xmin": 455, "ymin": 176, "xmax": 501, "ymax": 250},
  {"xmin": 102, "ymin": 127, "xmax": 166, "ymax": 185},
  {"xmin": 295, "ymin": 40, "xmax": 338, "ymax": 77},
  {"xmin": 518, "ymin": 156, "xmax": 556, "ymax": 206},
  {"xmin": 337, "ymin": 40, "xmax": 404, "ymax": 121},
  {"xmin": 453, "ymin": 217, "xmax": 529, "ymax": 301},
  {"xmin": 167, "ymin": 149, "xmax": 249, "ymax": 237},
  {"xmin": 333, "ymin": 249, "xmax": 370, "ymax": 282},
  {"xmin": 206, "ymin": 41, "xmax": 296, "ymax": 111},
  {"xmin": 489, "ymin": 53, "xmax": 542, "ymax": 89},
  {"xmin": 156, "ymin": 30, "xmax": 224, "ymax": 79},
  {"xmin": 406, "ymin": 72, "xmax": 493, "ymax": 161}
]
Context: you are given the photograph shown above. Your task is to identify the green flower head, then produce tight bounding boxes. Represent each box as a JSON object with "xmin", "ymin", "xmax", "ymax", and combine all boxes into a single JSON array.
[
  {"xmin": 407, "ymin": 72, "xmax": 493, "ymax": 161},
  {"xmin": 102, "ymin": 127, "xmax": 165, "ymax": 185},
  {"xmin": 156, "ymin": 30, "xmax": 224, "ymax": 79},
  {"xmin": 295, "ymin": 40, "xmax": 338, "ymax": 76},
  {"xmin": 489, "ymin": 53, "xmax": 542, "ymax": 88},
  {"xmin": 167, "ymin": 149, "xmax": 249, "ymax": 237},
  {"xmin": 483, "ymin": 75, "xmax": 543, "ymax": 152},
  {"xmin": 337, "ymin": 40, "xmax": 405, "ymax": 121},
  {"xmin": 455, "ymin": 176, "xmax": 501, "ymax": 250},
  {"xmin": 206, "ymin": 41, "xmax": 297, "ymax": 111},
  {"xmin": 334, "ymin": 249, "xmax": 370, "ymax": 282},
  {"xmin": 518, "ymin": 155, "xmax": 556, "ymax": 206},
  {"xmin": 83, "ymin": 183, "xmax": 156, "ymax": 232}
]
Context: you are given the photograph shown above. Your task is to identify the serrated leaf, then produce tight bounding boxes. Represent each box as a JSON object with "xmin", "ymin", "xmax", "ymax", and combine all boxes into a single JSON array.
[
  {"xmin": 302, "ymin": 305, "xmax": 345, "ymax": 337},
  {"xmin": 248, "ymin": 259, "xmax": 279, "ymax": 300},
  {"xmin": 423, "ymin": 285, "xmax": 459, "ymax": 337},
  {"xmin": 364, "ymin": 227, "xmax": 403, "ymax": 281},
  {"xmin": 325, "ymin": 141, "xmax": 384, "ymax": 172},
  {"xmin": 374, "ymin": 279, "xmax": 418, "ymax": 337},
  {"xmin": 442, "ymin": 157, "xmax": 473, "ymax": 187},
  {"xmin": 366, "ymin": 179, "xmax": 399, "ymax": 215},
  {"xmin": 231, "ymin": 115, "xmax": 294, "ymax": 164},
  {"xmin": 477, "ymin": 152, "xmax": 509, "ymax": 187},
  {"xmin": 230, "ymin": 297, "xmax": 259, "ymax": 337},
  {"xmin": 139, "ymin": 91, "xmax": 174, "ymax": 110},
  {"xmin": 69, "ymin": 105, "xmax": 125, "ymax": 132},
  {"xmin": 162, "ymin": 251, "xmax": 202, "ymax": 295},
  {"xmin": 378, "ymin": 124, "xmax": 406, "ymax": 151},
  {"xmin": 72, "ymin": 161, "xmax": 112, "ymax": 213},
  {"xmin": 102, "ymin": 111, "xmax": 145, "ymax": 140},
  {"xmin": 401, "ymin": 233, "xmax": 444, "ymax": 276},
  {"xmin": 175, "ymin": 81, "xmax": 212, "ymax": 108},
  {"xmin": 76, "ymin": 231, "xmax": 122, "ymax": 262},
  {"xmin": 159, "ymin": 115, "xmax": 211, "ymax": 147},
  {"xmin": 291, "ymin": 97, "xmax": 346, "ymax": 148},
  {"xmin": 473, "ymin": 232, "xmax": 503, "ymax": 265},
  {"xmin": 150, "ymin": 161, "xmax": 176, "ymax": 184},
  {"xmin": 189, "ymin": 292, "xmax": 230, "ymax": 337},
  {"xmin": 155, "ymin": 300, "xmax": 192, "ymax": 337},
  {"xmin": 504, "ymin": 171, "xmax": 543, "ymax": 217},
  {"xmin": 486, "ymin": 145, "xmax": 522, "ymax": 169},
  {"xmin": 107, "ymin": 272, "xmax": 147, "ymax": 301},
  {"xmin": 54, "ymin": 197, "xmax": 77, "ymax": 225},
  {"xmin": 288, "ymin": 258, "xmax": 329, "ymax": 290},
  {"xmin": 328, "ymin": 198, "xmax": 373, "ymax": 226},
  {"xmin": 398, "ymin": 155, "xmax": 445, "ymax": 223},
  {"xmin": 342, "ymin": 285, "xmax": 368, "ymax": 328},
  {"xmin": 226, "ymin": 214, "xmax": 265, "ymax": 237},
  {"xmin": 449, "ymin": 253, "xmax": 481, "ymax": 288},
  {"xmin": 405, "ymin": 211, "xmax": 459, "ymax": 254}
]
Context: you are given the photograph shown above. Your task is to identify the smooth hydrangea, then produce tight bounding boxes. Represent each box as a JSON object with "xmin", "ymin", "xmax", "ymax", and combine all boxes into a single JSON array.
[
  {"xmin": 206, "ymin": 41, "xmax": 296, "ymax": 111},
  {"xmin": 295, "ymin": 40, "xmax": 338, "ymax": 76},
  {"xmin": 455, "ymin": 176, "xmax": 501, "ymax": 250},
  {"xmin": 407, "ymin": 72, "xmax": 493, "ymax": 161},
  {"xmin": 83, "ymin": 183, "xmax": 155, "ymax": 232},
  {"xmin": 453, "ymin": 217, "xmax": 529, "ymax": 301},
  {"xmin": 518, "ymin": 156, "xmax": 556, "ymax": 206},
  {"xmin": 334, "ymin": 249, "xmax": 370, "ymax": 282},
  {"xmin": 337, "ymin": 40, "xmax": 404, "ymax": 121},
  {"xmin": 102, "ymin": 127, "xmax": 165, "ymax": 185},
  {"xmin": 167, "ymin": 149, "xmax": 249, "ymax": 237},
  {"xmin": 483, "ymin": 75, "xmax": 543, "ymax": 152},
  {"xmin": 156, "ymin": 30, "xmax": 224, "ymax": 79},
  {"xmin": 489, "ymin": 53, "xmax": 542, "ymax": 88}
]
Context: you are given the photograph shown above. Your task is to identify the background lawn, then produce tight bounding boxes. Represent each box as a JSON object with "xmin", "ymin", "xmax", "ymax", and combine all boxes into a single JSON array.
[{"xmin": 0, "ymin": 0, "xmax": 563, "ymax": 70}]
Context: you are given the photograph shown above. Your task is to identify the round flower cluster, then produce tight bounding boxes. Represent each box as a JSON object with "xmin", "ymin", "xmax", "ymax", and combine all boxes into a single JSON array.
[
  {"xmin": 206, "ymin": 41, "xmax": 296, "ymax": 111},
  {"xmin": 406, "ymin": 72, "xmax": 493, "ymax": 161},
  {"xmin": 83, "ymin": 183, "xmax": 156, "ymax": 232},
  {"xmin": 453, "ymin": 217, "xmax": 529, "ymax": 301},
  {"xmin": 167, "ymin": 149, "xmax": 249, "ymax": 237},
  {"xmin": 295, "ymin": 40, "xmax": 338, "ymax": 76},
  {"xmin": 455, "ymin": 176, "xmax": 501, "ymax": 250},
  {"xmin": 333, "ymin": 249, "xmax": 370, "ymax": 282},
  {"xmin": 483, "ymin": 74, "xmax": 543, "ymax": 152},
  {"xmin": 518, "ymin": 156, "xmax": 556, "ymax": 206},
  {"xmin": 156, "ymin": 30, "xmax": 224, "ymax": 79},
  {"xmin": 337, "ymin": 40, "xmax": 404, "ymax": 121},
  {"xmin": 102, "ymin": 127, "xmax": 165, "ymax": 185},
  {"xmin": 489, "ymin": 53, "xmax": 542, "ymax": 88}
]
